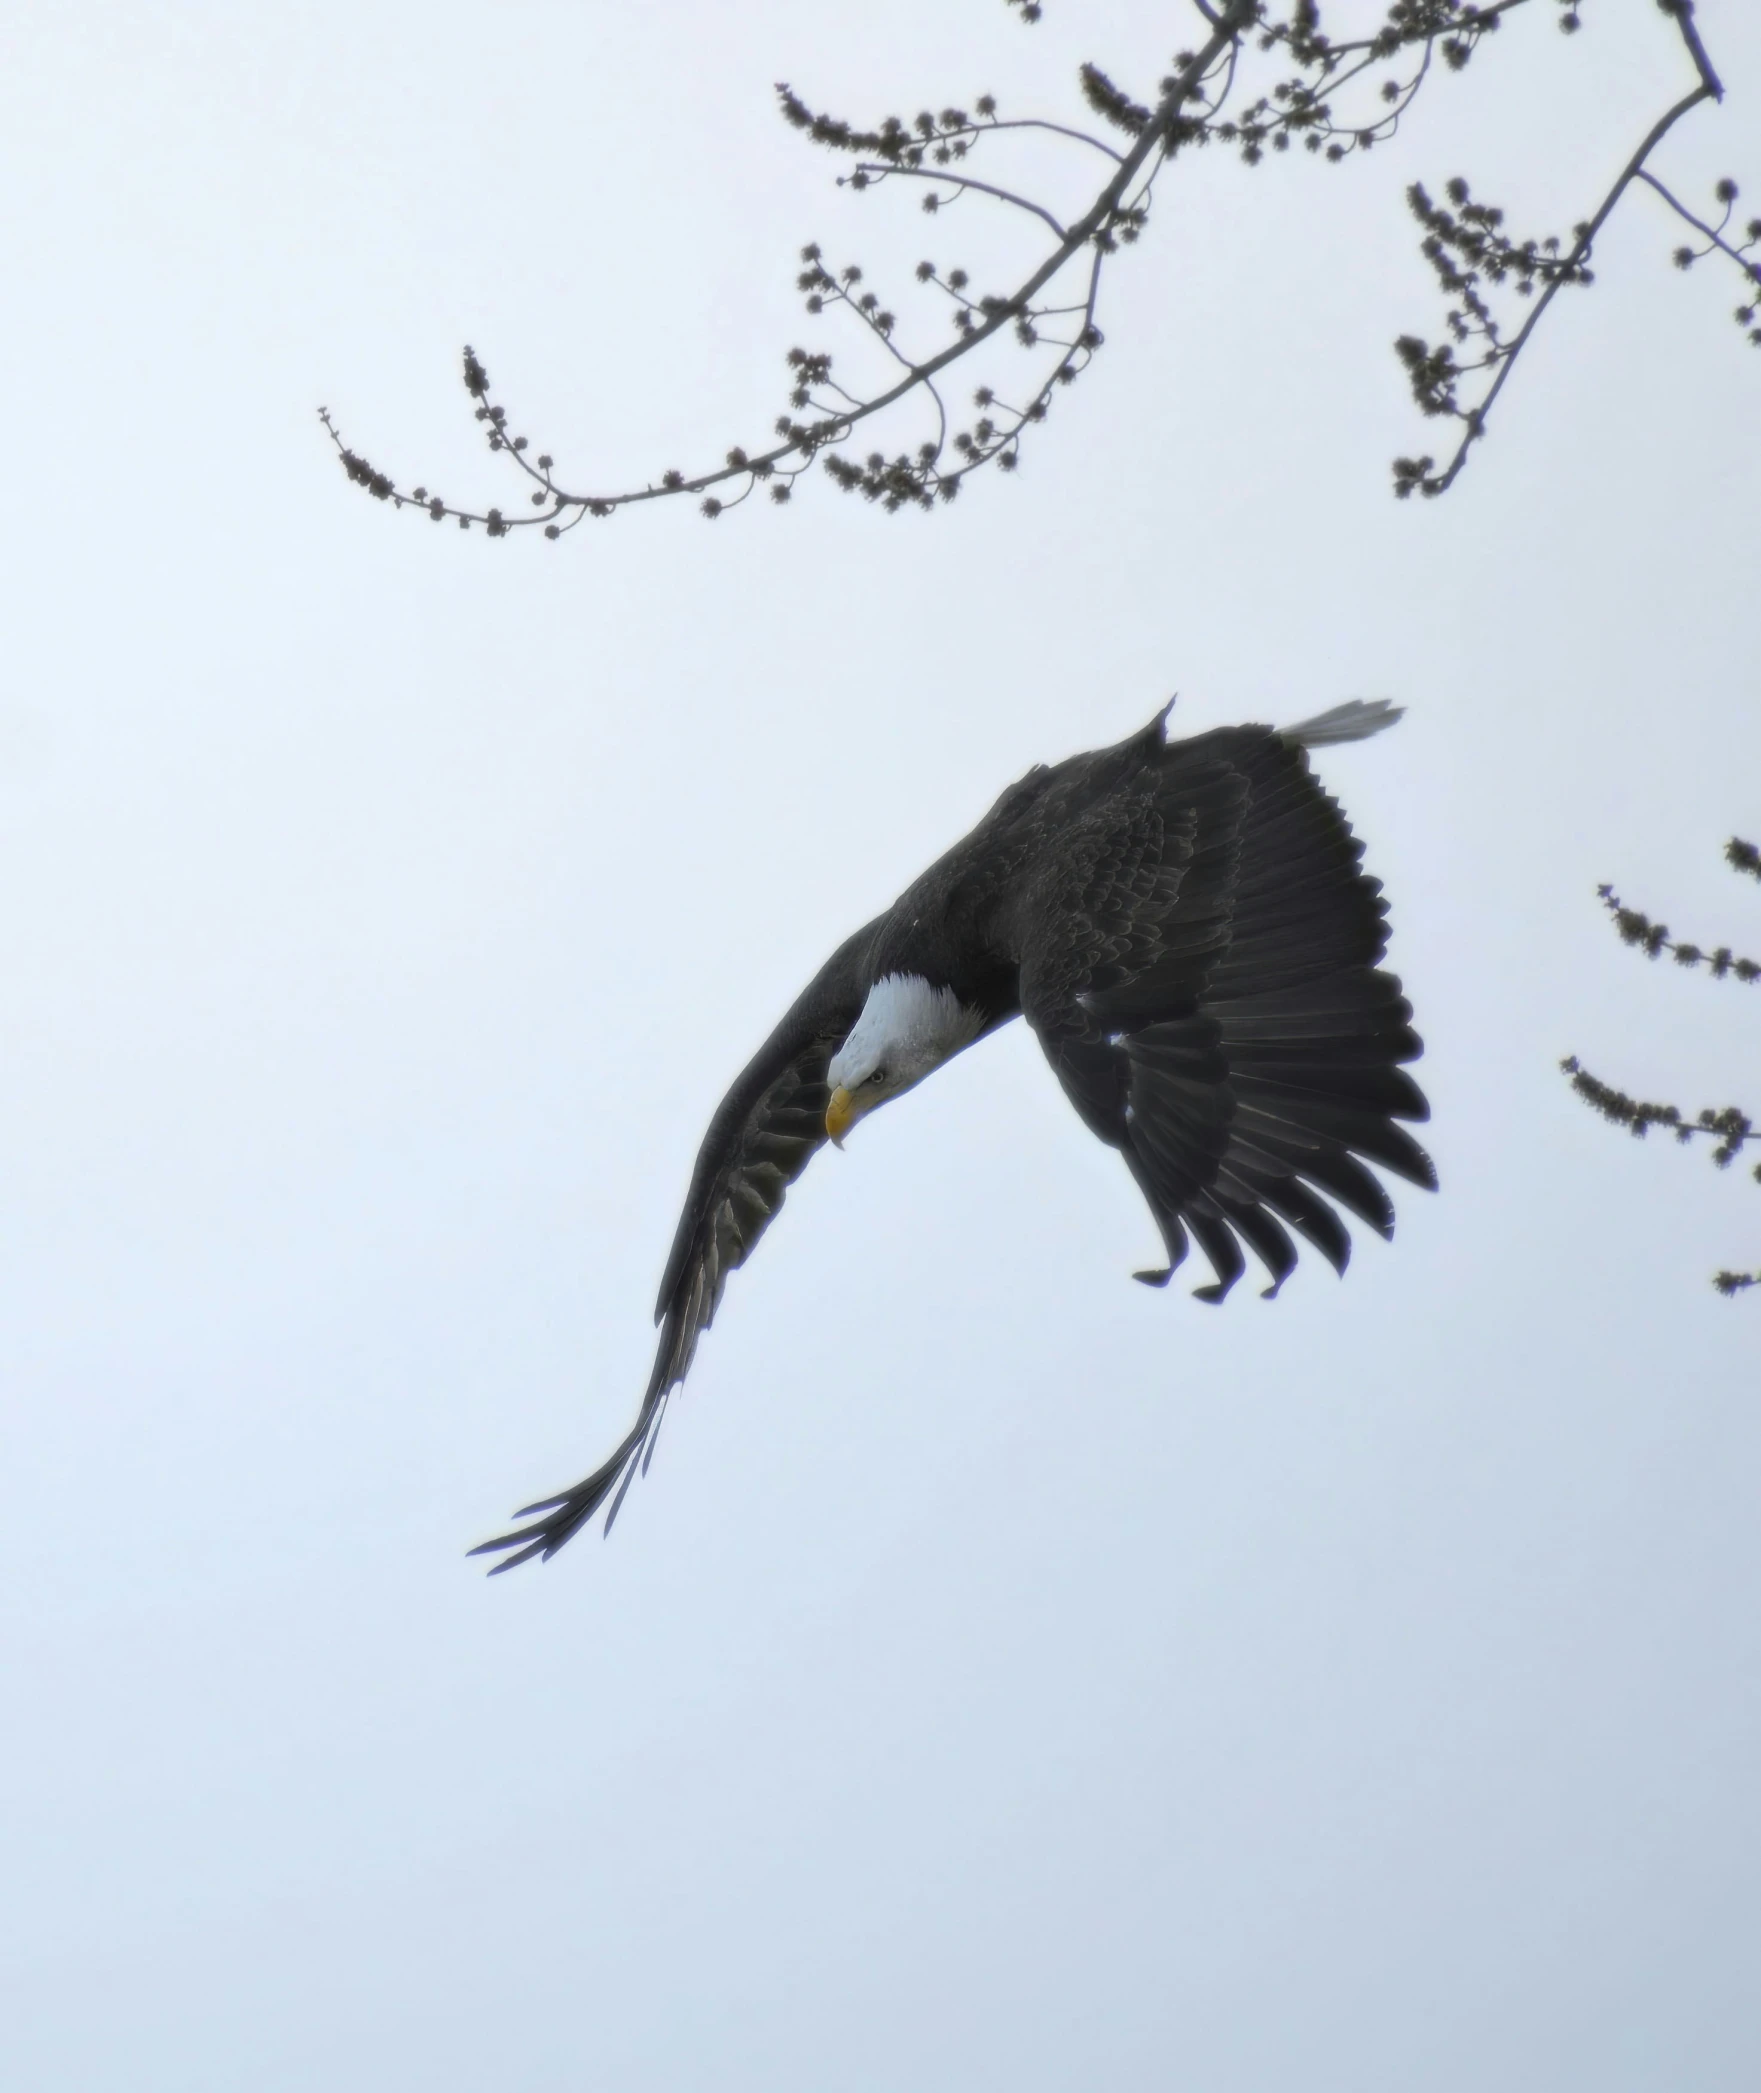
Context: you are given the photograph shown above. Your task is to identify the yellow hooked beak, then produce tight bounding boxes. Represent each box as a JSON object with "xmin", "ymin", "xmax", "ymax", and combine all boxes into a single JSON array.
[{"xmin": 825, "ymin": 1086, "xmax": 856, "ymax": 1148}]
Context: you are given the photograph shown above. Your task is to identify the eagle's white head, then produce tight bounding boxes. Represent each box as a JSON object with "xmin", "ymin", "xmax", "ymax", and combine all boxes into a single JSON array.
[{"xmin": 825, "ymin": 974, "xmax": 985, "ymax": 1145}]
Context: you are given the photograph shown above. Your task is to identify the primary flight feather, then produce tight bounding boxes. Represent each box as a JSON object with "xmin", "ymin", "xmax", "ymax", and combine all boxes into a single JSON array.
[{"xmin": 473, "ymin": 699, "xmax": 1433, "ymax": 1570}]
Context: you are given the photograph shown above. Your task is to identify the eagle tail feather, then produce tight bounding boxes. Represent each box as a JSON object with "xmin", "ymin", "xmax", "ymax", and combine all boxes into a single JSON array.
[{"xmin": 1281, "ymin": 699, "xmax": 1404, "ymax": 747}]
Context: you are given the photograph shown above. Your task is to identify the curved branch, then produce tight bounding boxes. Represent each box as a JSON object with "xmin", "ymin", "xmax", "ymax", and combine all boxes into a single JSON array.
[
  {"xmin": 1398, "ymin": 3, "xmax": 1728, "ymax": 496},
  {"xmin": 854, "ymin": 161, "xmax": 1069, "ymax": 238},
  {"xmin": 322, "ymin": 0, "xmax": 1747, "ymax": 536},
  {"xmin": 975, "ymin": 115, "xmax": 1126, "ymax": 165},
  {"xmin": 320, "ymin": 1, "xmax": 1254, "ymax": 536}
]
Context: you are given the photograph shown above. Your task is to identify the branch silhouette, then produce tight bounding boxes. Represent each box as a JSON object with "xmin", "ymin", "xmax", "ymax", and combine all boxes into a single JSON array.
[
  {"xmin": 320, "ymin": 0, "xmax": 1750, "ymax": 538},
  {"xmin": 1564, "ymin": 835, "xmax": 1761, "ymax": 1296}
]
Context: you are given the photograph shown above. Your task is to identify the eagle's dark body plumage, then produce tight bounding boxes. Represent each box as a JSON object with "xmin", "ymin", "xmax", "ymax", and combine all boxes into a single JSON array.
[{"xmin": 473, "ymin": 704, "xmax": 1433, "ymax": 1569}]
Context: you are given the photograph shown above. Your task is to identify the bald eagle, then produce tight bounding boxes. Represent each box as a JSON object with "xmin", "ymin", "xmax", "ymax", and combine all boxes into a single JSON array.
[{"xmin": 473, "ymin": 700, "xmax": 1432, "ymax": 1570}]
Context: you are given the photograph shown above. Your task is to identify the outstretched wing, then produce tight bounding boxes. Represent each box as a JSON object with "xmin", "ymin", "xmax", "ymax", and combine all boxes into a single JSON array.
[
  {"xmin": 471, "ymin": 933, "xmax": 871, "ymax": 1571},
  {"xmin": 1018, "ymin": 726, "xmax": 1432, "ymax": 1302}
]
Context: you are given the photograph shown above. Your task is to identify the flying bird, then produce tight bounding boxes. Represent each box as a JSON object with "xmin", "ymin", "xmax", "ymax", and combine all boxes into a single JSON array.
[{"xmin": 473, "ymin": 699, "xmax": 1433, "ymax": 1570}]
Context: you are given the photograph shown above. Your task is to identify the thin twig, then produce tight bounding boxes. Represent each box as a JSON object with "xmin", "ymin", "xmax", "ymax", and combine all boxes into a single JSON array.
[
  {"xmin": 1412, "ymin": 5, "xmax": 1724, "ymax": 495},
  {"xmin": 853, "ymin": 162, "xmax": 1069, "ymax": 239}
]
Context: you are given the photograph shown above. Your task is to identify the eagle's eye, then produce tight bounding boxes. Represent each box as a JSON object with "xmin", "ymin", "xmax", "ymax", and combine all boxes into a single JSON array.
[{"xmin": 868, "ymin": 1068, "xmax": 887, "ymax": 1086}]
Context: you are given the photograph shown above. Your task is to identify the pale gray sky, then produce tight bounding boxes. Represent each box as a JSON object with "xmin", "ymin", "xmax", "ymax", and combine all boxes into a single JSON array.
[{"xmin": 4, "ymin": 3, "xmax": 1759, "ymax": 2087}]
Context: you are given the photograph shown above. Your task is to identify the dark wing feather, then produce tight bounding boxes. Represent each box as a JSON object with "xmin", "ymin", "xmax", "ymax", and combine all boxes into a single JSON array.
[
  {"xmin": 1019, "ymin": 724, "xmax": 1432, "ymax": 1301},
  {"xmin": 471, "ymin": 932, "xmax": 872, "ymax": 1570}
]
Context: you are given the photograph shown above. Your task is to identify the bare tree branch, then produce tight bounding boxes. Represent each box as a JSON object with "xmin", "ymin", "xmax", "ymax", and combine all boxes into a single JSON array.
[
  {"xmin": 1394, "ymin": 0, "xmax": 1731, "ymax": 495},
  {"xmin": 321, "ymin": 2, "xmax": 1254, "ymax": 535},
  {"xmin": 1563, "ymin": 833, "xmax": 1761, "ymax": 1295},
  {"xmin": 1593, "ymin": 878, "xmax": 1761, "ymax": 983},
  {"xmin": 1640, "ymin": 167, "xmax": 1761, "ymax": 348},
  {"xmin": 319, "ymin": 0, "xmax": 1748, "ymax": 538}
]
